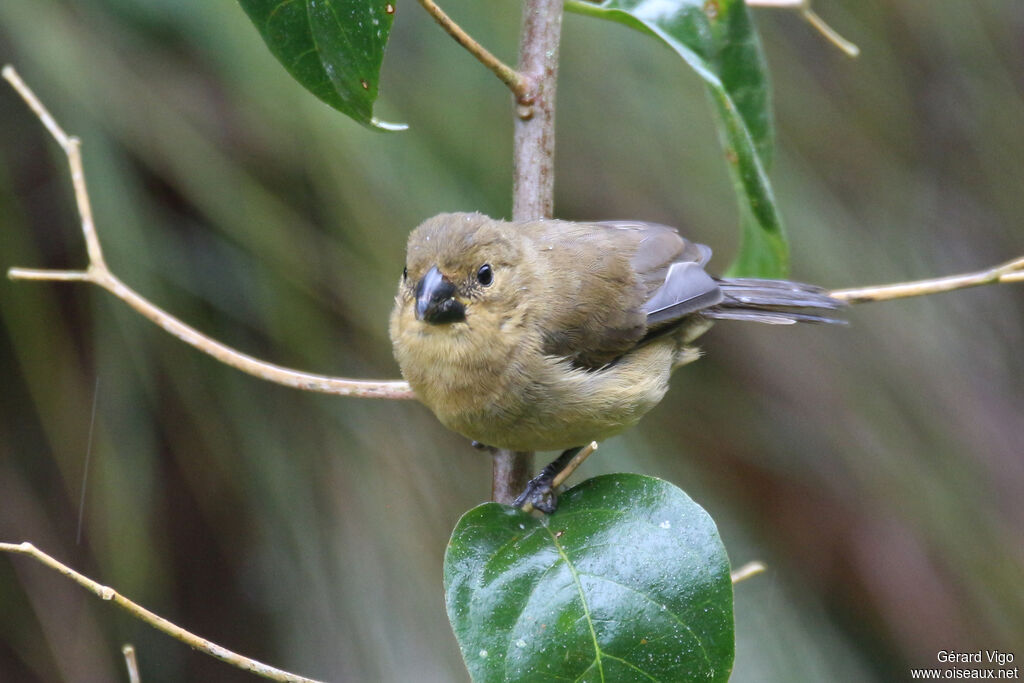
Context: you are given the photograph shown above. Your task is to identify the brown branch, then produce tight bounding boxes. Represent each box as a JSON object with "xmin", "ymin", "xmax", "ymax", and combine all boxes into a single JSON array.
[
  {"xmin": 511, "ymin": 0, "xmax": 564, "ymax": 218},
  {"xmin": 3, "ymin": 65, "xmax": 414, "ymax": 400},
  {"xmin": 491, "ymin": 449, "xmax": 537, "ymax": 503},
  {"xmin": 492, "ymin": 0, "xmax": 567, "ymax": 504},
  {"xmin": 829, "ymin": 256, "xmax": 1024, "ymax": 304},
  {"xmin": 415, "ymin": 0, "xmax": 532, "ymax": 102},
  {"xmin": 0, "ymin": 542, "xmax": 324, "ymax": 683}
]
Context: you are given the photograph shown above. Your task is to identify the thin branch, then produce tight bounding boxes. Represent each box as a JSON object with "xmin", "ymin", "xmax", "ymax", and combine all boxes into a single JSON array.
[
  {"xmin": 122, "ymin": 645, "xmax": 141, "ymax": 683},
  {"xmin": 415, "ymin": 0, "xmax": 532, "ymax": 102},
  {"xmin": 551, "ymin": 441, "xmax": 598, "ymax": 490},
  {"xmin": 3, "ymin": 65, "xmax": 414, "ymax": 400},
  {"xmin": 830, "ymin": 256, "xmax": 1024, "ymax": 304},
  {"xmin": 746, "ymin": 0, "xmax": 860, "ymax": 58},
  {"xmin": 801, "ymin": 7, "xmax": 860, "ymax": 58},
  {"xmin": 731, "ymin": 560, "xmax": 767, "ymax": 584},
  {"xmin": 2, "ymin": 66, "xmax": 107, "ymax": 267},
  {"xmin": 0, "ymin": 542, "xmax": 324, "ymax": 683},
  {"xmin": 518, "ymin": 442, "xmax": 599, "ymax": 514}
]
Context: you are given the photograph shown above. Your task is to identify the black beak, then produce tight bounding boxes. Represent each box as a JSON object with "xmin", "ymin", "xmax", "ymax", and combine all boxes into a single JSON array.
[{"xmin": 415, "ymin": 266, "xmax": 466, "ymax": 324}]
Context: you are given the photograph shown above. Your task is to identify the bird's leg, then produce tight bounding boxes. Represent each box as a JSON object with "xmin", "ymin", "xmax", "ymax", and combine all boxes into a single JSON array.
[{"xmin": 512, "ymin": 446, "xmax": 583, "ymax": 513}]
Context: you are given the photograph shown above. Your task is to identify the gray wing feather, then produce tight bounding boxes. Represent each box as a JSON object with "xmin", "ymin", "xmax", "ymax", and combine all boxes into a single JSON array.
[
  {"xmin": 593, "ymin": 220, "xmax": 719, "ymax": 327},
  {"xmin": 642, "ymin": 262, "xmax": 723, "ymax": 325}
]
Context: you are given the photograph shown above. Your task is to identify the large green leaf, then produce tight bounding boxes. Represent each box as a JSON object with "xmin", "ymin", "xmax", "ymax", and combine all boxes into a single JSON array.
[
  {"xmin": 238, "ymin": 0, "xmax": 406, "ymax": 131},
  {"xmin": 445, "ymin": 474, "xmax": 734, "ymax": 682},
  {"xmin": 566, "ymin": 0, "xmax": 788, "ymax": 276}
]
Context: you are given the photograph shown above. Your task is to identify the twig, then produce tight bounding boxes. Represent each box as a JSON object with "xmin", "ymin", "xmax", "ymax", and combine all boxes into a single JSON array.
[
  {"xmin": 0, "ymin": 542, "xmax": 324, "ymax": 683},
  {"xmin": 829, "ymin": 256, "xmax": 1024, "ymax": 304},
  {"xmin": 550, "ymin": 441, "xmax": 598, "ymax": 490},
  {"xmin": 415, "ymin": 0, "xmax": 532, "ymax": 103},
  {"xmin": 731, "ymin": 560, "xmax": 767, "ymax": 584},
  {"xmin": 2, "ymin": 65, "xmax": 414, "ymax": 400},
  {"xmin": 519, "ymin": 442, "xmax": 598, "ymax": 514},
  {"xmin": 122, "ymin": 644, "xmax": 141, "ymax": 683},
  {"xmin": 746, "ymin": 0, "xmax": 860, "ymax": 58}
]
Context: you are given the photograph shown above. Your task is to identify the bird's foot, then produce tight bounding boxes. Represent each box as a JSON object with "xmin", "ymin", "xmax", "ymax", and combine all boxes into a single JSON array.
[
  {"xmin": 512, "ymin": 474, "xmax": 559, "ymax": 513},
  {"xmin": 512, "ymin": 446, "xmax": 584, "ymax": 514}
]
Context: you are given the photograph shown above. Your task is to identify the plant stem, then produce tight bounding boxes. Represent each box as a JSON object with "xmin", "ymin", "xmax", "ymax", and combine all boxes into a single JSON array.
[
  {"xmin": 492, "ymin": 0, "xmax": 566, "ymax": 504},
  {"xmin": 512, "ymin": 0, "xmax": 564, "ymax": 220},
  {"xmin": 416, "ymin": 0, "xmax": 531, "ymax": 101}
]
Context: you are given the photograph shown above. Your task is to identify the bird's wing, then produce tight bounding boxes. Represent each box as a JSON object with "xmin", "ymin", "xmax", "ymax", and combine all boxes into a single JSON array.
[
  {"xmin": 527, "ymin": 220, "xmax": 720, "ymax": 368},
  {"xmin": 594, "ymin": 221, "xmax": 721, "ymax": 329}
]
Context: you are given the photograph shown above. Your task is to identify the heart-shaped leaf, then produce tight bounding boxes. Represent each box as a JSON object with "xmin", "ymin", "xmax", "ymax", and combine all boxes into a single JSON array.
[
  {"xmin": 567, "ymin": 0, "xmax": 787, "ymax": 277},
  {"xmin": 238, "ymin": 0, "xmax": 406, "ymax": 131},
  {"xmin": 445, "ymin": 474, "xmax": 734, "ymax": 682}
]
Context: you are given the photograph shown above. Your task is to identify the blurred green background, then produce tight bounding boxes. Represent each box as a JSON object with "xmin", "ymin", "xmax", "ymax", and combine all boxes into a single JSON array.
[{"xmin": 1, "ymin": 1, "xmax": 1022, "ymax": 681}]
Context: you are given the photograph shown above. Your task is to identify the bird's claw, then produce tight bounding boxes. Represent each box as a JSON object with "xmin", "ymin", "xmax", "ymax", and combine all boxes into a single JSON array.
[{"xmin": 513, "ymin": 474, "xmax": 559, "ymax": 514}]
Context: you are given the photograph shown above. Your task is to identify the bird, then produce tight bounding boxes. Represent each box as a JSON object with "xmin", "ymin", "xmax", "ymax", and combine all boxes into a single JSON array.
[{"xmin": 389, "ymin": 212, "xmax": 844, "ymax": 511}]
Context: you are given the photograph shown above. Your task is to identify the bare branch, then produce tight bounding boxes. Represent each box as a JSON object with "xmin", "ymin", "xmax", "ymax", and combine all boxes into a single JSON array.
[
  {"xmin": 511, "ymin": 0, "xmax": 564, "ymax": 218},
  {"xmin": 3, "ymin": 65, "xmax": 414, "ymax": 400},
  {"xmin": 493, "ymin": 0, "xmax": 567, "ymax": 504},
  {"xmin": 0, "ymin": 542, "xmax": 324, "ymax": 683},
  {"xmin": 3, "ymin": 66, "xmax": 107, "ymax": 267},
  {"xmin": 415, "ymin": 0, "xmax": 531, "ymax": 102},
  {"xmin": 746, "ymin": 0, "xmax": 860, "ymax": 58},
  {"xmin": 830, "ymin": 256, "xmax": 1024, "ymax": 304}
]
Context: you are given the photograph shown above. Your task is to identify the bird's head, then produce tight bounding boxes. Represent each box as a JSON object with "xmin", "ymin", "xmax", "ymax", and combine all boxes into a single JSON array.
[{"xmin": 389, "ymin": 213, "xmax": 538, "ymax": 393}]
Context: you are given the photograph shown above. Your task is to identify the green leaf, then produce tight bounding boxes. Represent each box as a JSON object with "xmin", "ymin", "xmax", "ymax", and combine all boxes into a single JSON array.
[
  {"xmin": 566, "ymin": 0, "xmax": 788, "ymax": 276},
  {"xmin": 444, "ymin": 474, "xmax": 734, "ymax": 682},
  {"xmin": 237, "ymin": 0, "xmax": 406, "ymax": 131}
]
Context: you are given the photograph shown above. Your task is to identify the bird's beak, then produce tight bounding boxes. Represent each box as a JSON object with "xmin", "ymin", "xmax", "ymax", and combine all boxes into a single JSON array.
[{"xmin": 415, "ymin": 266, "xmax": 466, "ymax": 324}]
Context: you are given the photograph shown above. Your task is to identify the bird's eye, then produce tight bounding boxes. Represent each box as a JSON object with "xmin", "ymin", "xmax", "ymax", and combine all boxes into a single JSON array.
[
  {"xmin": 402, "ymin": 266, "xmax": 408, "ymax": 282},
  {"xmin": 476, "ymin": 263, "xmax": 493, "ymax": 286}
]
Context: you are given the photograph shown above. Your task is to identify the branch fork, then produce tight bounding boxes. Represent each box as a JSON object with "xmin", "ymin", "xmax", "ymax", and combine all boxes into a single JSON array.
[
  {"xmin": 415, "ymin": 0, "xmax": 535, "ymax": 106},
  {"xmin": 3, "ymin": 65, "xmax": 414, "ymax": 400}
]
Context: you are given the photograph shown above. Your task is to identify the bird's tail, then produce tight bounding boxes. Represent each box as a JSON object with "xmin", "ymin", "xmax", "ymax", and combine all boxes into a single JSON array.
[{"xmin": 705, "ymin": 278, "xmax": 846, "ymax": 325}]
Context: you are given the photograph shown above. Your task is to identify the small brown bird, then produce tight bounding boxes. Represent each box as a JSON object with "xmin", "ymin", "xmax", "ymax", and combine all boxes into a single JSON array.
[{"xmin": 390, "ymin": 213, "xmax": 843, "ymax": 510}]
